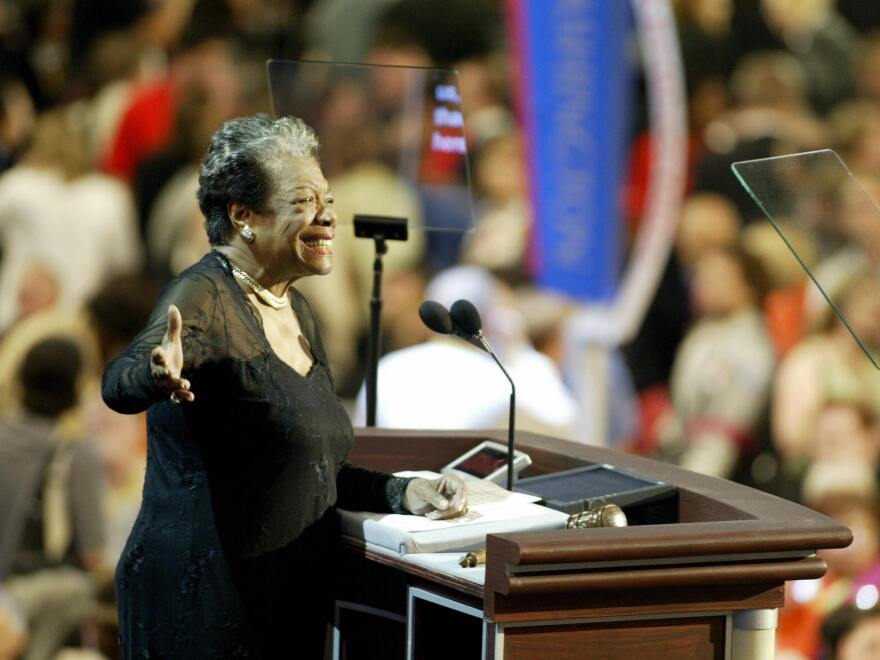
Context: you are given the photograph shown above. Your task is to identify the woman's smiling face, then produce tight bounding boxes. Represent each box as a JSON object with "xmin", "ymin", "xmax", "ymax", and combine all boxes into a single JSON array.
[{"xmin": 248, "ymin": 155, "xmax": 337, "ymax": 281}]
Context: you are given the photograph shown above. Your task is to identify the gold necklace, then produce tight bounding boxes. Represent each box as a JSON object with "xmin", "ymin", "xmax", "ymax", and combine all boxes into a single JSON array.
[{"xmin": 229, "ymin": 262, "xmax": 289, "ymax": 310}]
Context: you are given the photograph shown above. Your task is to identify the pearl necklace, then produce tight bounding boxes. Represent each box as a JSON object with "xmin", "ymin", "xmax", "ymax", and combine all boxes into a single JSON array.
[{"xmin": 229, "ymin": 261, "xmax": 289, "ymax": 310}]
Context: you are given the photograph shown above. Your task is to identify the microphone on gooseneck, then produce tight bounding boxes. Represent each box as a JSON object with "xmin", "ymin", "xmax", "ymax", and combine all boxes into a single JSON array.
[
  {"xmin": 449, "ymin": 299, "xmax": 487, "ymax": 348},
  {"xmin": 419, "ymin": 298, "xmax": 519, "ymax": 490},
  {"xmin": 418, "ymin": 300, "xmax": 484, "ymax": 352},
  {"xmin": 418, "ymin": 300, "xmax": 454, "ymax": 335}
]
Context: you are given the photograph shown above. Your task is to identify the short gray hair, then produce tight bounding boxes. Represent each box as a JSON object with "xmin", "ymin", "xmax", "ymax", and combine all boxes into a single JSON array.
[{"xmin": 197, "ymin": 114, "xmax": 320, "ymax": 245}]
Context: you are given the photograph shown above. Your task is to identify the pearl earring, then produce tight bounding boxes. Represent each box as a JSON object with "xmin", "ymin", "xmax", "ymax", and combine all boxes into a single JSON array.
[{"xmin": 242, "ymin": 226, "xmax": 256, "ymax": 243}]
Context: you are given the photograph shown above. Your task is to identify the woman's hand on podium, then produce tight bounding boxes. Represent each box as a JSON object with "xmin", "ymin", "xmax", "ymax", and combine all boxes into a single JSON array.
[{"xmin": 404, "ymin": 472, "xmax": 468, "ymax": 520}]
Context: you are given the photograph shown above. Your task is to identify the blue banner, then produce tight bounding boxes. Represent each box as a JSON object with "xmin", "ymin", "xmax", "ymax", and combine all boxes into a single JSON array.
[{"xmin": 509, "ymin": 0, "xmax": 632, "ymax": 302}]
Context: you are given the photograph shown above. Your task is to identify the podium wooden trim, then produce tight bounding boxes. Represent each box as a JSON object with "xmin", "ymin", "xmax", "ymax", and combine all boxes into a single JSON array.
[{"xmin": 339, "ymin": 429, "xmax": 851, "ymax": 659}]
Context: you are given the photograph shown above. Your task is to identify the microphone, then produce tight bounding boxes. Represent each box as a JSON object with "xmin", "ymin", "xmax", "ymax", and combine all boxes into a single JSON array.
[
  {"xmin": 419, "ymin": 298, "xmax": 519, "ymax": 490},
  {"xmin": 449, "ymin": 299, "xmax": 482, "ymax": 337},
  {"xmin": 418, "ymin": 300, "xmax": 454, "ymax": 335},
  {"xmin": 418, "ymin": 300, "xmax": 484, "ymax": 351}
]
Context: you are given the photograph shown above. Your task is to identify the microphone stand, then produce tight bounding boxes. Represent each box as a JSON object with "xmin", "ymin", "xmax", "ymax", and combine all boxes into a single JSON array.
[
  {"xmin": 365, "ymin": 236, "xmax": 386, "ymax": 427},
  {"xmin": 475, "ymin": 333, "xmax": 517, "ymax": 491},
  {"xmin": 354, "ymin": 214, "xmax": 408, "ymax": 427}
]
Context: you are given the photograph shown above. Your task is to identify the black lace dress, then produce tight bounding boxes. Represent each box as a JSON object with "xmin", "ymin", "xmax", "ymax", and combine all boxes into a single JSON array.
[{"xmin": 102, "ymin": 252, "xmax": 407, "ymax": 658}]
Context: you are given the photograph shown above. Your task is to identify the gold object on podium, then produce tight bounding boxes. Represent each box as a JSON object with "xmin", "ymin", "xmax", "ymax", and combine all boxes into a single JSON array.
[
  {"xmin": 458, "ymin": 548, "xmax": 487, "ymax": 568},
  {"xmin": 459, "ymin": 503, "xmax": 627, "ymax": 568},
  {"xmin": 565, "ymin": 502, "xmax": 628, "ymax": 529}
]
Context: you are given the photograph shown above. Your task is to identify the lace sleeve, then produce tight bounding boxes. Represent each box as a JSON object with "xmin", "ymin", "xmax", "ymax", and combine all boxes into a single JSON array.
[
  {"xmin": 101, "ymin": 269, "xmax": 221, "ymax": 414},
  {"xmin": 336, "ymin": 464, "xmax": 413, "ymax": 513}
]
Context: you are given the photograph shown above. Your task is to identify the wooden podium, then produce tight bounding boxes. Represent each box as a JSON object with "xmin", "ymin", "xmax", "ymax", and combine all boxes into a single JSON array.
[{"xmin": 334, "ymin": 429, "xmax": 851, "ymax": 660}]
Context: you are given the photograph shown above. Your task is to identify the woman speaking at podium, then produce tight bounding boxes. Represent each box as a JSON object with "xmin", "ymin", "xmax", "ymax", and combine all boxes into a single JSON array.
[{"xmin": 102, "ymin": 114, "xmax": 466, "ymax": 658}]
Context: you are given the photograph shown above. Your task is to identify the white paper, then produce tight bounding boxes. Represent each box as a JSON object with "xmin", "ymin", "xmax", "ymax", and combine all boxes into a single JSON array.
[{"xmin": 363, "ymin": 471, "xmax": 545, "ymax": 531}]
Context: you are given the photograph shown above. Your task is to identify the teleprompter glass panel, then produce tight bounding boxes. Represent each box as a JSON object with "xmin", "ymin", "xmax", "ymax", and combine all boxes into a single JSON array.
[
  {"xmin": 733, "ymin": 149, "xmax": 880, "ymax": 369},
  {"xmin": 267, "ymin": 59, "xmax": 474, "ymax": 233}
]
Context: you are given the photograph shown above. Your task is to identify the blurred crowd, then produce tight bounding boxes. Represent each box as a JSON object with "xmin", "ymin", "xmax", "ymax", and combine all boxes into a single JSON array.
[{"xmin": 1, "ymin": 0, "xmax": 880, "ymax": 658}]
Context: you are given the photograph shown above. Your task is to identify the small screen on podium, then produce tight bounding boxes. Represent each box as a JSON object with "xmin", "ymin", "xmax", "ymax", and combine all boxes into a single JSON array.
[
  {"xmin": 532, "ymin": 467, "xmax": 654, "ymax": 501},
  {"xmin": 516, "ymin": 465, "xmax": 678, "ymax": 523},
  {"xmin": 456, "ymin": 446, "xmax": 508, "ymax": 478}
]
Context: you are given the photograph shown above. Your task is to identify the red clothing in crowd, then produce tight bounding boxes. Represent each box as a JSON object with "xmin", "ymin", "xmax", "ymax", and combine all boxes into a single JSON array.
[{"xmin": 101, "ymin": 79, "xmax": 176, "ymax": 181}]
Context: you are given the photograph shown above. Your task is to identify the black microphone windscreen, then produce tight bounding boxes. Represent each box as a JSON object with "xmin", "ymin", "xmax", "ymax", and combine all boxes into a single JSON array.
[
  {"xmin": 450, "ymin": 299, "xmax": 482, "ymax": 336},
  {"xmin": 419, "ymin": 300, "xmax": 454, "ymax": 335}
]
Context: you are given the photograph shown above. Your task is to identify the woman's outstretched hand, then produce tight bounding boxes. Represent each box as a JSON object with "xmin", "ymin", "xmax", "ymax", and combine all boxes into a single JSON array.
[
  {"xmin": 404, "ymin": 471, "xmax": 468, "ymax": 520},
  {"xmin": 150, "ymin": 304, "xmax": 194, "ymax": 403}
]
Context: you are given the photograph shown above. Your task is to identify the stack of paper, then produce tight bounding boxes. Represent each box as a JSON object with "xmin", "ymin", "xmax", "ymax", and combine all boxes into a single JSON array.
[{"xmin": 339, "ymin": 472, "xmax": 569, "ymax": 554}]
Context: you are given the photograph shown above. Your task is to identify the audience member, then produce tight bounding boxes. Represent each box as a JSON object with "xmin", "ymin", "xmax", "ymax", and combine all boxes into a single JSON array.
[
  {"xmin": 141, "ymin": 87, "xmax": 222, "ymax": 278},
  {"xmin": 303, "ymin": 0, "xmax": 400, "ymax": 64},
  {"xmin": 762, "ymin": 396, "xmax": 880, "ymax": 503},
  {"xmin": 83, "ymin": 275, "xmax": 159, "ymax": 564},
  {"xmin": 138, "ymin": 48, "xmax": 270, "ymax": 255},
  {"xmin": 0, "ymin": 338, "xmax": 106, "ymax": 660},
  {"xmin": 696, "ymin": 50, "xmax": 826, "ymax": 218},
  {"xmin": 856, "ymin": 30, "xmax": 880, "ymax": 102},
  {"xmin": 79, "ymin": 30, "xmax": 149, "ymax": 167},
  {"xmin": 803, "ymin": 172, "xmax": 880, "ymax": 328},
  {"xmin": 624, "ymin": 254, "xmax": 690, "ymax": 456},
  {"xmin": 822, "ymin": 606, "xmax": 880, "ymax": 660},
  {"xmin": 778, "ymin": 460, "xmax": 880, "ymax": 658},
  {"xmin": 622, "ymin": 192, "xmax": 740, "ymax": 453},
  {"xmin": 0, "ymin": 77, "xmax": 35, "ymax": 174},
  {"xmin": 742, "ymin": 220, "xmax": 817, "ymax": 357},
  {"xmin": 366, "ymin": 23, "xmax": 470, "ymax": 271},
  {"xmin": 677, "ymin": 0, "xmax": 737, "ymax": 86},
  {"xmin": 100, "ymin": 31, "xmax": 240, "ymax": 181},
  {"xmin": 760, "ymin": 0, "xmax": 858, "ymax": 114},
  {"xmin": 675, "ymin": 193, "xmax": 742, "ymax": 271},
  {"xmin": 828, "ymin": 99, "xmax": 880, "ymax": 173},
  {"xmin": 0, "ymin": 308, "xmax": 99, "ymax": 421},
  {"xmin": 659, "ymin": 243, "xmax": 775, "ymax": 478},
  {"xmin": 0, "ymin": 107, "xmax": 142, "ymax": 331},
  {"xmin": 14, "ymin": 263, "xmax": 61, "ymax": 325},
  {"xmin": 773, "ymin": 274, "xmax": 880, "ymax": 463},
  {"xmin": 461, "ymin": 130, "xmax": 530, "ymax": 279},
  {"xmin": 455, "ymin": 54, "xmax": 514, "ymax": 148},
  {"xmin": 354, "ymin": 266, "xmax": 578, "ymax": 439},
  {"xmin": 812, "ymin": 399, "xmax": 880, "ymax": 469},
  {"xmin": 69, "ymin": 0, "xmax": 196, "ymax": 74},
  {"xmin": 374, "ymin": 0, "xmax": 497, "ymax": 67}
]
